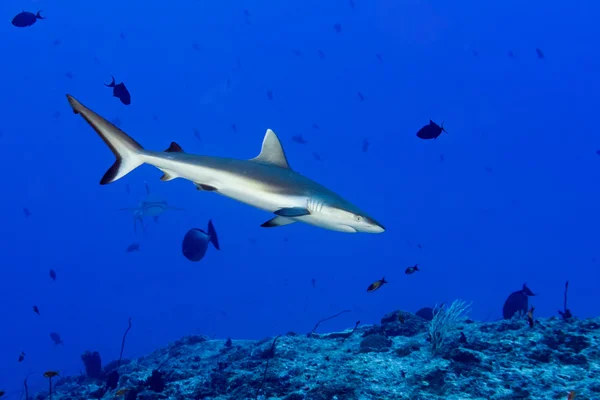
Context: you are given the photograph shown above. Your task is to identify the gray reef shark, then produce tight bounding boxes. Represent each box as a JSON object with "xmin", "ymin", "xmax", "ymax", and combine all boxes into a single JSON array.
[{"xmin": 66, "ymin": 95, "xmax": 385, "ymax": 233}]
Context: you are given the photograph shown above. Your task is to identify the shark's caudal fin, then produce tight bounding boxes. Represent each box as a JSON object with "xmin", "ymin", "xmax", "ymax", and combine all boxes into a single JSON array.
[
  {"xmin": 66, "ymin": 95, "xmax": 145, "ymax": 185},
  {"xmin": 250, "ymin": 129, "xmax": 291, "ymax": 169}
]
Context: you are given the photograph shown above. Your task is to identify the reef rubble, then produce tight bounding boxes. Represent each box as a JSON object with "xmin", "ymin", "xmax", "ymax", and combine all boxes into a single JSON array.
[{"xmin": 32, "ymin": 311, "xmax": 599, "ymax": 400}]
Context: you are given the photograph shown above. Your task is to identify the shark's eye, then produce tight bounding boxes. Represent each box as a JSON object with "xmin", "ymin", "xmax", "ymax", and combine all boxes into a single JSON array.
[{"xmin": 354, "ymin": 215, "xmax": 363, "ymax": 222}]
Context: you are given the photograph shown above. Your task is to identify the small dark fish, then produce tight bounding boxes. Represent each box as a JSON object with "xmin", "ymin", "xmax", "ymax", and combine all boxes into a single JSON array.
[
  {"xmin": 471, "ymin": 49, "xmax": 479, "ymax": 57},
  {"xmin": 317, "ymin": 50, "xmax": 325, "ymax": 59},
  {"xmin": 152, "ymin": 112, "xmax": 159, "ymax": 121},
  {"xmin": 126, "ymin": 243, "xmax": 140, "ymax": 252},
  {"xmin": 416, "ymin": 120, "xmax": 447, "ymax": 140},
  {"xmin": 231, "ymin": 124, "xmax": 237, "ymax": 133},
  {"xmin": 52, "ymin": 39, "xmax": 61, "ymax": 46},
  {"xmin": 49, "ymin": 269, "xmax": 56, "ymax": 281},
  {"xmin": 49, "ymin": 332, "xmax": 63, "ymax": 345},
  {"xmin": 367, "ymin": 277, "xmax": 387, "ymax": 292},
  {"xmin": 312, "ymin": 123, "xmax": 320, "ymax": 130},
  {"xmin": 484, "ymin": 166, "xmax": 493, "ymax": 173},
  {"xmin": 508, "ymin": 50, "xmax": 516, "ymax": 59},
  {"xmin": 357, "ymin": 92, "xmax": 365, "ymax": 101},
  {"xmin": 405, "ymin": 264, "xmax": 419, "ymax": 275},
  {"xmin": 415, "ymin": 307, "xmax": 434, "ymax": 321},
  {"xmin": 362, "ymin": 138, "xmax": 370, "ymax": 152},
  {"xmin": 527, "ymin": 306, "xmax": 535, "ymax": 328},
  {"xmin": 64, "ymin": 71, "xmax": 74, "ymax": 80},
  {"xmin": 595, "ymin": 150, "xmax": 600, "ymax": 156},
  {"xmin": 333, "ymin": 23, "xmax": 342, "ymax": 33},
  {"xmin": 33, "ymin": 305, "xmax": 40, "ymax": 315},
  {"xmin": 243, "ymin": 9, "xmax": 250, "ymax": 16},
  {"xmin": 376, "ymin": 53, "xmax": 383, "ymax": 62},
  {"xmin": 0, "ymin": 390, "xmax": 4, "ymax": 397},
  {"xmin": 440, "ymin": 153, "xmax": 445, "ymax": 162},
  {"xmin": 193, "ymin": 129, "xmax": 201, "ymax": 141},
  {"xmin": 12, "ymin": 10, "xmax": 44, "ymax": 28},
  {"xmin": 120, "ymin": 32, "xmax": 126, "ymax": 40},
  {"xmin": 192, "ymin": 42, "xmax": 201, "ymax": 51},
  {"xmin": 182, "ymin": 220, "xmax": 220, "ymax": 262},
  {"xmin": 349, "ymin": 0, "xmax": 356, "ymax": 7},
  {"xmin": 292, "ymin": 49, "xmax": 302, "ymax": 56},
  {"xmin": 312, "ymin": 152, "xmax": 322, "ymax": 161},
  {"xmin": 43, "ymin": 370, "xmax": 59, "ymax": 378},
  {"xmin": 535, "ymin": 48, "xmax": 545, "ymax": 59},
  {"xmin": 311, "ymin": 278, "xmax": 316, "ymax": 288},
  {"xmin": 397, "ymin": 313, "xmax": 405, "ymax": 324},
  {"xmin": 105, "ymin": 76, "xmax": 131, "ymax": 105},
  {"xmin": 23, "ymin": 208, "xmax": 32, "ymax": 218},
  {"xmin": 18, "ymin": 352, "xmax": 25, "ymax": 362},
  {"xmin": 267, "ymin": 90, "xmax": 273, "ymax": 100},
  {"xmin": 502, "ymin": 283, "xmax": 535, "ymax": 319},
  {"xmin": 291, "ymin": 135, "xmax": 308, "ymax": 144}
]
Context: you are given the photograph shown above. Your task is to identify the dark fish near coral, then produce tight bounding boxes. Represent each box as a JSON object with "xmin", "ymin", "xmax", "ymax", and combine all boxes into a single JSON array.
[
  {"xmin": 43, "ymin": 370, "xmax": 59, "ymax": 378},
  {"xmin": 105, "ymin": 76, "xmax": 131, "ymax": 105},
  {"xmin": 367, "ymin": 277, "xmax": 387, "ymax": 292},
  {"xmin": 33, "ymin": 305, "xmax": 40, "ymax": 315},
  {"xmin": 182, "ymin": 220, "xmax": 220, "ymax": 262},
  {"xmin": 12, "ymin": 10, "xmax": 44, "ymax": 27},
  {"xmin": 502, "ymin": 283, "xmax": 535, "ymax": 319},
  {"xmin": 126, "ymin": 243, "xmax": 140, "ymax": 252},
  {"xmin": 405, "ymin": 264, "xmax": 419, "ymax": 275},
  {"xmin": 416, "ymin": 120, "xmax": 447, "ymax": 140},
  {"xmin": 415, "ymin": 307, "xmax": 434, "ymax": 321},
  {"xmin": 49, "ymin": 269, "xmax": 56, "ymax": 281},
  {"xmin": 49, "ymin": 332, "xmax": 63, "ymax": 345},
  {"xmin": 18, "ymin": 351, "xmax": 25, "ymax": 362}
]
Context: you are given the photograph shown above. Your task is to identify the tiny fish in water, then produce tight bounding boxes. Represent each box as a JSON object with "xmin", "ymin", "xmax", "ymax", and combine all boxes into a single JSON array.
[
  {"xmin": 292, "ymin": 135, "xmax": 307, "ymax": 144},
  {"xmin": 12, "ymin": 10, "xmax": 44, "ymax": 27},
  {"xmin": 49, "ymin": 269, "xmax": 56, "ymax": 281},
  {"xmin": 535, "ymin": 48, "xmax": 545, "ymax": 59},
  {"xmin": 182, "ymin": 220, "xmax": 220, "ymax": 262},
  {"xmin": 357, "ymin": 92, "xmax": 365, "ymax": 101},
  {"xmin": 105, "ymin": 76, "xmax": 131, "ymax": 105},
  {"xmin": 317, "ymin": 50, "xmax": 325, "ymax": 59},
  {"xmin": 231, "ymin": 123, "xmax": 238, "ymax": 133},
  {"xmin": 292, "ymin": 49, "xmax": 302, "ymax": 56},
  {"xmin": 333, "ymin": 23, "xmax": 342, "ymax": 33},
  {"xmin": 126, "ymin": 243, "xmax": 140, "ymax": 252},
  {"xmin": 367, "ymin": 277, "xmax": 387, "ymax": 292},
  {"xmin": 312, "ymin": 123, "xmax": 320, "ymax": 130},
  {"xmin": 405, "ymin": 264, "xmax": 419, "ymax": 275},
  {"xmin": 349, "ymin": 0, "xmax": 356, "ymax": 7},
  {"xmin": 311, "ymin": 278, "xmax": 317, "ymax": 288},
  {"xmin": 193, "ymin": 129, "xmax": 201, "ymax": 141},
  {"xmin": 312, "ymin": 152, "xmax": 322, "ymax": 161},
  {"xmin": 43, "ymin": 371, "xmax": 59, "ymax": 378},
  {"xmin": 267, "ymin": 90, "xmax": 273, "ymax": 100},
  {"xmin": 416, "ymin": 120, "xmax": 447, "ymax": 140},
  {"xmin": 508, "ymin": 50, "xmax": 516, "ymax": 58},
  {"xmin": 18, "ymin": 352, "xmax": 25, "ymax": 362},
  {"xmin": 376, "ymin": 53, "xmax": 383, "ymax": 62},
  {"xmin": 49, "ymin": 332, "xmax": 63, "ymax": 345},
  {"xmin": 33, "ymin": 305, "xmax": 40, "ymax": 315},
  {"xmin": 23, "ymin": 208, "xmax": 32, "ymax": 218},
  {"xmin": 362, "ymin": 138, "xmax": 370, "ymax": 152}
]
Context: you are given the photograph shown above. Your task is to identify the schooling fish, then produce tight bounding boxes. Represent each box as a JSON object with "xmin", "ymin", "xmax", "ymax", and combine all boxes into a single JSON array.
[
  {"xmin": 49, "ymin": 332, "xmax": 63, "ymax": 345},
  {"xmin": 18, "ymin": 352, "xmax": 25, "ymax": 362},
  {"xmin": 502, "ymin": 283, "xmax": 535, "ymax": 319},
  {"xmin": 49, "ymin": 269, "xmax": 56, "ymax": 281},
  {"xmin": 33, "ymin": 305, "xmax": 40, "ymax": 315},
  {"xmin": 405, "ymin": 264, "xmax": 419, "ymax": 275},
  {"xmin": 416, "ymin": 120, "xmax": 447, "ymax": 140},
  {"xmin": 105, "ymin": 76, "xmax": 131, "ymax": 105},
  {"xmin": 12, "ymin": 11, "xmax": 44, "ymax": 27},
  {"xmin": 126, "ymin": 243, "xmax": 140, "ymax": 252},
  {"xmin": 182, "ymin": 220, "xmax": 220, "ymax": 262},
  {"xmin": 367, "ymin": 277, "xmax": 387, "ymax": 292},
  {"xmin": 43, "ymin": 371, "xmax": 59, "ymax": 378}
]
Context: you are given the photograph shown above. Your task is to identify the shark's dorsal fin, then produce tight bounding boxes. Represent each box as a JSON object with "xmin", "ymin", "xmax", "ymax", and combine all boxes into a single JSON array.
[
  {"xmin": 165, "ymin": 142, "xmax": 184, "ymax": 153},
  {"xmin": 250, "ymin": 129, "xmax": 291, "ymax": 169}
]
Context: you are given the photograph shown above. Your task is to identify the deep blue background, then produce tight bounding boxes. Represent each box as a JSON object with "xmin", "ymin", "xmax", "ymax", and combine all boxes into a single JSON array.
[{"xmin": 1, "ymin": 0, "xmax": 598, "ymax": 397}]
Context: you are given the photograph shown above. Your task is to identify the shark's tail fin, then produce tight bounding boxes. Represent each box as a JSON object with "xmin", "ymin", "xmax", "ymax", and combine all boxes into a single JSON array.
[{"xmin": 67, "ymin": 95, "xmax": 145, "ymax": 184}]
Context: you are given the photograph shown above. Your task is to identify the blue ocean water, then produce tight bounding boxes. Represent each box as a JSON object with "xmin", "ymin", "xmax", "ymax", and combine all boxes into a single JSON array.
[{"xmin": 1, "ymin": 0, "xmax": 599, "ymax": 397}]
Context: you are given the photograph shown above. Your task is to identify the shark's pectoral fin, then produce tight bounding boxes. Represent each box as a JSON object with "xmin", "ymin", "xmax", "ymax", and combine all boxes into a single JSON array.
[
  {"xmin": 274, "ymin": 207, "xmax": 310, "ymax": 217},
  {"xmin": 250, "ymin": 129, "xmax": 291, "ymax": 169},
  {"xmin": 160, "ymin": 169, "xmax": 179, "ymax": 181},
  {"xmin": 261, "ymin": 216, "xmax": 297, "ymax": 228},
  {"xmin": 195, "ymin": 183, "xmax": 218, "ymax": 191},
  {"xmin": 165, "ymin": 142, "xmax": 184, "ymax": 153}
]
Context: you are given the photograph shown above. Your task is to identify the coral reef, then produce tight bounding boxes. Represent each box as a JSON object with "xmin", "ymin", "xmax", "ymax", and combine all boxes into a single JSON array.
[{"xmin": 33, "ymin": 311, "xmax": 599, "ymax": 400}]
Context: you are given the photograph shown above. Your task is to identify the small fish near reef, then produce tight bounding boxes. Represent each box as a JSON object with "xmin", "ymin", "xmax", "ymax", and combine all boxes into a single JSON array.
[
  {"xmin": 405, "ymin": 264, "xmax": 419, "ymax": 274},
  {"xmin": 416, "ymin": 120, "xmax": 447, "ymax": 140},
  {"xmin": 43, "ymin": 370, "xmax": 59, "ymax": 378},
  {"xmin": 105, "ymin": 76, "xmax": 131, "ymax": 105},
  {"xmin": 49, "ymin": 332, "xmax": 63, "ymax": 345},
  {"xmin": 12, "ymin": 10, "xmax": 44, "ymax": 27},
  {"xmin": 502, "ymin": 283, "xmax": 535, "ymax": 319},
  {"xmin": 367, "ymin": 277, "xmax": 388, "ymax": 292},
  {"xmin": 182, "ymin": 220, "xmax": 220, "ymax": 262}
]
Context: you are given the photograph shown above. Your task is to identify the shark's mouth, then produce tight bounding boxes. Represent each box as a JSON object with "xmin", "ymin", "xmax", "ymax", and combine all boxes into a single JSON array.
[{"xmin": 340, "ymin": 225, "xmax": 357, "ymax": 233}]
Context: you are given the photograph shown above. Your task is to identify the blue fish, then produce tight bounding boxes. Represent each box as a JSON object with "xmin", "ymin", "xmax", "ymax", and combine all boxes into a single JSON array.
[
  {"xmin": 416, "ymin": 120, "xmax": 447, "ymax": 140},
  {"xmin": 12, "ymin": 10, "xmax": 44, "ymax": 27},
  {"xmin": 105, "ymin": 76, "xmax": 131, "ymax": 105},
  {"xmin": 182, "ymin": 220, "xmax": 220, "ymax": 262}
]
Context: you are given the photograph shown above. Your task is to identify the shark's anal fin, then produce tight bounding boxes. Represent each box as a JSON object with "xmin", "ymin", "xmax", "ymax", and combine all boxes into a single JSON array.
[
  {"xmin": 195, "ymin": 183, "xmax": 218, "ymax": 191},
  {"xmin": 165, "ymin": 142, "xmax": 184, "ymax": 153},
  {"xmin": 261, "ymin": 216, "xmax": 297, "ymax": 228},
  {"xmin": 250, "ymin": 129, "xmax": 291, "ymax": 169},
  {"xmin": 274, "ymin": 207, "xmax": 310, "ymax": 217}
]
